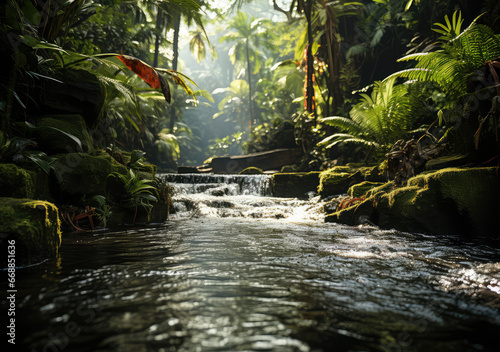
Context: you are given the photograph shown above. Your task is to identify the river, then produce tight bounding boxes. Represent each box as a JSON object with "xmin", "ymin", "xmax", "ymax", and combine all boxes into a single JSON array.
[{"xmin": 3, "ymin": 174, "xmax": 500, "ymax": 351}]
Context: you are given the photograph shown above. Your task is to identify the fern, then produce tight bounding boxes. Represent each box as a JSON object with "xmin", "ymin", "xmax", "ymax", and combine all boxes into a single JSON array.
[
  {"xmin": 389, "ymin": 16, "xmax": 500, "ymax": 98},
  {"xmin": 319, "ymin": 77, "xmax": 421, "ymax": 150}
]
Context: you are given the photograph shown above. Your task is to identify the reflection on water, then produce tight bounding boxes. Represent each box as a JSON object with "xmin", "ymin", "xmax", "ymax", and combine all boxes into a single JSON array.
[{"xmin": 2, "ymin": 174, "xmax": 500, "ymax": 351}]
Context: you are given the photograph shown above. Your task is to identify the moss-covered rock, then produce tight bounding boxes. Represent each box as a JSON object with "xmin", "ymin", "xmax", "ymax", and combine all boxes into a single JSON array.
[
  {"xmin": 325, "ymin": 197, "xmax": 376, "ymax": 226},
  {"xmin": 36, "ymin": 114, "xmax": 94, "ymax": 154},
  {"xmin": 326, "ymin": 167, "xmax": 500, "ymax": 237},
  {"xmin": 51, "ymin": 153, "xmax": 127, "ymax": 202},
  {"xmin": 425, "ymin": 154, "xmax": 469, "ymax": 171},
  {"xmin": 280, "ymin": 165, "xmax": 300, "ymax": 173},
  {"xmin": 0, "ymin": 164, "xmax": 51, "ymax": 201},
  {"xmin": 318, "ymin": 169, "xmax": 364, "ymax": 197},
  {"xmin": 239, "ymin": 167, "xmax": 264, "ymax": 175},
  {"xmin": 0, "ymin": 197, "xmax": 61, "ymax": 265},
  {"xmin": 364, "ymin": 164, "xmax": 386, "ymax": 182},
  {"xmin": 133, "ymin": 163, "xmax": 157, "ymax": 177},
  {"xmin": 0, "ymin": 164, "xmax": 35, "ymax": 198},
  {"xmin": 347, "ymin": 181, "xmax": 385, "ymax": 198},
  {"xmin": 40, "ymin": 68, "xmax": 106, "ymax": 126},
  {"xmin": 405, "ymin": 167, "xmax": 499, "ymax": 235},
  {"xmin": 272, "ymin": 172, "xmax": 321, "ymax": 198}
]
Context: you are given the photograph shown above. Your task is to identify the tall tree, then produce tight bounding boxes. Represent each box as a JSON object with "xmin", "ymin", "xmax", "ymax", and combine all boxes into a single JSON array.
[{"xmin": 220, "ymin": 11, "xmax": 268, "ymax": 129}]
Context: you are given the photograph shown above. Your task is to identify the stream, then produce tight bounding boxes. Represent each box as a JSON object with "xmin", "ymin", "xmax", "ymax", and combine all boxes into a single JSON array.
[{"xmin": 3, "ymin": 174, "xmax": 500, "ymax": 351}]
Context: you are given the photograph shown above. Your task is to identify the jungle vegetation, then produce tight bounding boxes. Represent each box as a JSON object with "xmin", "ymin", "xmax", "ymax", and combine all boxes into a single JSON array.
[{"xmin": 1, "ymin": 0, "xmax": 500, "ymax": 175}]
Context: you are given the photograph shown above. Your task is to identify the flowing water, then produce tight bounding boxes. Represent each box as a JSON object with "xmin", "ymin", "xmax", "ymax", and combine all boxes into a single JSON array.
[{"xmin": 3, "ymin": 174, "xmax": 500, "ymax": 352}]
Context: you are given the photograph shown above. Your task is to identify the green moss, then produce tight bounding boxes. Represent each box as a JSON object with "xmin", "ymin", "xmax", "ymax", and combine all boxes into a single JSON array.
[
  {"xmin": 318, "ymin": 170, "xmax": 352, "ymax": 197},
  {"xmin": 0, "ymin": 164, "xmax": 35, "ymax": 198},
  {"xmin": 408, "ymin": 167, "xmax": 500, "ymax": 233},
  {"xmin": 425, "ymin": 154, "xmax": 469, "ymax": 171},
  {"xmin": 364, "ymin": 164, "xmax": 386, "ymax": 182},
  {"xmin": 134, "ymin": 163, "xmax": 157, "ymax": 176},
  {"xmin": 325, "ymin": 167, "xmax": 500, "ymax": 236},
  {"xmin": 347, "ymin": 181, "xmax": 385, "ymax": 198},
  {"xmin": 280, "ymin": 165, "xmax": 298, "ymax": 173},
  {"xmin": 330, "ymin": 164, "xmax": 374, "ymax": 175},
  {"xmin": 239, "ymin": 167, "xmax": 264, "ymax": 175},
  {"xmin": 37, "ymin": 114, "xmax": 94, "ymax": 154},
  {"xmin": 272, "ymin": 172, "xmax": 320, "ymax": 198},
  {"xmin": 364, "ymin": 181, "xmax": 395, "ymax": 198},
  {"xmin": 52, "ymin": 153, "xmax": 128, "ymax": 200},
  {"xmin": 0, "ymin": 198, "xmax": 61, "ymax": 264}
]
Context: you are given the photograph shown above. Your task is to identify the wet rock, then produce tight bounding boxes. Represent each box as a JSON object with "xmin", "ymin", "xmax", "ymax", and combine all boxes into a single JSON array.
[
  {"xmin": 178, "ymin": 166, "xmax": 200, "ymax": 173},
  {"xmin": 207, "ymin": 200, "xmax": 233, "ymax": 208},
  {"xmin": 0, "ymin": 197, "xmax": 61, "ymax": 266},
  {"xmin": 239, "ymin": 167, "xmax": 264, "ymax": 175},
  {"xmin": 271, "ymin": 172, "xmax": 321, "ymax": 198}
]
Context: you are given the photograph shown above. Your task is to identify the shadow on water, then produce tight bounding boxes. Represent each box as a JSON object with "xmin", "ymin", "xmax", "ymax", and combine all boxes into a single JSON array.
[{"xmin": 2, "ymin": 174, "xmax": 500, "ymax": 352}]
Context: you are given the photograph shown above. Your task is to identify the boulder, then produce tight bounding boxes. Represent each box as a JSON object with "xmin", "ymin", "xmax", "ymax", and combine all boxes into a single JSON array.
[
  {"xmin": 272, "ymin": 172, "xmax": 320, "ymax": 198},
  {"xmin": 36, "ymin": 114, "xmax": 94, "ymax": 154},
  {"xmin": 326, "ymin": 167, "xmax": 500, "ymax": 237},
  {"xmin": 318, "ymin": 169, "xmax": 364, "ymax": 197},
  {"xmin": 0, "ymin": 164, "xmax": 36, "ymax": 198},
  {"xmin": 0, "ymin": 164, "xmax": 50, "ymax": 200},
  {"xmin": 51, "ymin": 153, "xmax": 128, "ymax": 202},
  {"xmin": 0, "ymin": 198, "xmax": 61, "ymax": 266},
  {"xmin": 39, "ymin": 68, "xmax": 106, "ymax": 126},
  {"xmin": 210, "ymin": 148, "xmax": 302, "ymax": 174},
  {"xmin": 425, "ymin": 154, "xmax": 469, "ymax": 171}
]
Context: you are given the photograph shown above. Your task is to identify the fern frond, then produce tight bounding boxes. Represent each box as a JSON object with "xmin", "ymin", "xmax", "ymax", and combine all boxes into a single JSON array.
[{"xmin": 320, "ymin": 116, "xmax": 363, "ymax": 134}]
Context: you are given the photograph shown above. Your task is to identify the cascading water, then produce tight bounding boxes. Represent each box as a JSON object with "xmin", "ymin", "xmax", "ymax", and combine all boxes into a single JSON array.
[
  {"xmin": 6, "ymin": 174, "xmax": 500, "ymax": 352},
  {"xmin": 162, "ymin": 173, "xmax": 326, "ymax": 222}
]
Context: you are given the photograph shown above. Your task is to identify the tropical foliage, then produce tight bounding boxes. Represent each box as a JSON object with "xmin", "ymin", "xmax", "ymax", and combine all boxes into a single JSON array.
[
  {"xmin": 2, "ymin": 0, "xmax": 499, "ymax": 174},
  {"xmin": 318, "ymin": 78, "xmax": 423, "ymax": 153}
]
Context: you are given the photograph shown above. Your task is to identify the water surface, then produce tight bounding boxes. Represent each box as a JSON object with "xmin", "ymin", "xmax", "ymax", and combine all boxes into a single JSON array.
[{"xmin": 3, "ymin": 174, "xmax": 500, "ymax": 351}]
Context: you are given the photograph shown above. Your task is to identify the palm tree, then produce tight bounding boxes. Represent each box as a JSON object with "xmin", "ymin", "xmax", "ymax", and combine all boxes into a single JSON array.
[
  {"xmin": 212, "ymin": 79, "xmax": 251, "ymax": 131},
  {"xmin": 220, "ymin": 11, "xmax": 268, "ymax": 128},
  {"xmin": 189, "ymin": 29, "xmax": 217, "ymax": 63},
  {"xmin": 147, "ymin": 0, "xmax": 207, "ymax": 68}
]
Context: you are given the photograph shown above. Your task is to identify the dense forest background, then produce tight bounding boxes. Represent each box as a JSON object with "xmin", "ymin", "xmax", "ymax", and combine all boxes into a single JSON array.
[{"xmin": 2, "ymin": 0, "xmax": 500, "ymax": 174}]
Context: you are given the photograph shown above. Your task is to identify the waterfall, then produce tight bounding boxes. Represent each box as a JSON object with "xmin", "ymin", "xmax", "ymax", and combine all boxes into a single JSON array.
[
  {"xmin": 160, "ymin": 173, "xmax": 325, "ymax": 222},
  {"xmin": 161, "ymin": 173, "xmax": 272, "ymax": 196}
]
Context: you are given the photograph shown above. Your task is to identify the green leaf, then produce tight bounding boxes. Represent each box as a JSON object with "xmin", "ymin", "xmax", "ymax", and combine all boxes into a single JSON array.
[
  {"xmin": 25, "ymin": 151, "xmax": 52, "ymax": 174},
  {"xmin": 22, "ymin": 122, "xmax": 83, "ymax": 151},
  {"xmin": 195, "ymin": 89, "xmax": 214, "ymax": 103}
]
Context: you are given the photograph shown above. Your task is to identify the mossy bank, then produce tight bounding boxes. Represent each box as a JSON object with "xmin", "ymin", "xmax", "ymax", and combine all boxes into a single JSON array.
[{"xmin": 325, "ymin": 167, "xmax": 500, "ymax": 237}]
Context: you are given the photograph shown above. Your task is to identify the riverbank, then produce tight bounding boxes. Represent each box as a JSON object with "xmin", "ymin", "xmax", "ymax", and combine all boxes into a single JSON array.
[{"xmin": 271, "ymin": 164, "xmax": 500, "ymax": 239}]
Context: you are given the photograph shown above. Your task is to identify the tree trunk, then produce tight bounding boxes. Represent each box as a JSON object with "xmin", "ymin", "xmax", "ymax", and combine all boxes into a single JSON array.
[
  {"xmin": 246, "ymin": 39, "xmax": 253, "ymax": 129},
  {"xmin": 153, "ymin": 9, "xmax": 162, "ymax": 68},
  {"xmin": 305, "ymin": 0, "xmax": 314, "ymax": 114},
  {"xmin": 172, "ymin": 14, "xmax": 181, "ymax": 71}
]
